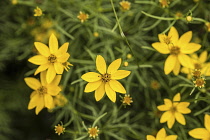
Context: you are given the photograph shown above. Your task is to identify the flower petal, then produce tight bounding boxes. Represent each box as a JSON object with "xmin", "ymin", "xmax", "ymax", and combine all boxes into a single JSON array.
[
  {"xmin": 156, "ymin": 128, "xmax": 166, "ymax": 140},
  {"xmin": 164, "ymin": 99, "xmax": 173, "ymax": 108},
  {"xmin": 109, "ymin": 79, "xmax": 126, "ymax": 93},
  {"xmin": 28, "ymin": 92, "xmax": 39, "ymax": 109},
  {"xmin": 176, "ymin": 102, "xmax": 191, "ymax": 114},
  {"xmin": 111, "ymin": 70, "xmax": 130, "ymax": 80},
  {"xmin": 107, "ymin": 58, "xmax": 121, "ymax": 74},
  {"xmin": 28, "ymin": 55, "xmax": 48, "ymax": 65},
  {"xmin": 178, "ymin": 31, "xmax": 192, "ymax": 46},
  {"xmin": 173, "ymin": 93, "xmax": 180, "ymax": 101},
  {"xmin": 189, "ymin": 128, "xmax": 210, "ymax": 139},
  {"xmin": 49, "ymin": 34, "xmax": 58, "ymax": 54},
  {"xmin": 157, "ymin": 105, "xmax": 170, "ymax": 111},
  {"xmin": 165, "ymin": 135, "xmax": 178, "ymax": 140},
  {"xmin": 105, "ymin": 83, "xmax": 116, "ymax": 102},
  {"xmin": 173, "ymin": 61, "xmax": 180, "ymax": 75},
  {"xmin": 50, "ymin": 75, "xmax": 62, "ymax": 86},
  {"xmin": 96, "ymin": 55, "xmax": 107, "ymax": 74},
  {"xmin": 180, "ymin": 43, "xmax": 201, "ymax": 54},
  {"xmin": 168, "ymin": 26, "xmax": 179, "ymax": 44},
  {"xmin": 160, "ymin": 111, "xmax": 172, "ymax": 123},
  {"xmin": 34, "ymin": 63, "xmax": 50, "ymax": 75},
  {"xmin": 46, "ymin": 65, "xmax": 56, "ymax": 83},
  {"xmin": 56, "ymin": 42, "xmax": 69, "ymax": 56},
  {"xmin": 54, "ymin": 62, "xmax": 64, "ymax": 74},
  {"xmin": 146, "ymin": 135, "xmax": 156, "ymax": 140},
  {"xmin": 35, "ymin": 96, "xmax": 44, "ymax": 115},
  {"xmin": 164, "ymin": 55, "xmax": 177, "ymax": 75},
  {"xmin": 81, "ymin": 72, "xmax": 101, "ymax": 82},
  {"xmin": 47, "ymin": 85, "xmax": 61, "ymax": 96},
  {"xmin": 199, "ymin": 51, "xmax": 208, "ymax": 63},
  {"xmin": 44, "ymin": 94, "xmax": 53, "ymax": 109},
  {"xmin": 152, "ymin": 42, "xmax": 170, "ymax": 54},
  {"xmin": 34, "ymin": 42, "xmax": 50, "ymax": 57},
  {"xmin": 24, "ymin": 77, "xmax": 41, "ymax": 90},
  {"xmin": 178, "ymin": 54, "xmax": 194, "ymax": 69},
  {"xmin": 175, "ymin": 112, "xmax": 186, "ymax": 125},
  {"xmin": 84, "ymin": 80, "xmax": 102, "ymax": 92},
  {"xmin": 167, "ymin": 115, "xmax": 175, "ymax": 129},
  {"xmin": 95, "ymin": 83, "xmax": 105, "ymax": 101},
  {"xmin": 205, "ymin": 114, "xmax": 210, "ymax": 132},
  {"xmin": 57, "ymin": 53, "xmax": 70, "ymax": 63}
]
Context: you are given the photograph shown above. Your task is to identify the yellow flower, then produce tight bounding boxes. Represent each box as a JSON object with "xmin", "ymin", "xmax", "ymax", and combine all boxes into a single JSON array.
[
  {"xmin": 159, "ymin": 0, "xmax": 170, "ymax": 8},
  {"xmin": 120, "ymin": 1, "xmax": 131, "ymax": 11},
  {"xmin": 186, "ymin": 16, "xmax": 193, "ymax": 22},
  {"xmin": 121, "ymin": 94, "xmax": 133, "ymax": 105},
  {"xmin": 157, "ymin": 93, "xmax": 191, "ymax": 129},
  {"xmin": 52, "ymin": 93, "xmax": 68, "ymax": 108},
  {"xmin": 124, "ymin": 61, "xmax": 129, "ymax": 67},
  {"xmin": 28, "ymin": 34, "xmax": 72, "ymax": 83},
  {"xmin": 193, "ymin": 77, "xmax": 206, "ymax": 88},
  {"xmin": 24, "ymin": 71, "xmax": 61, "ymax": 115},
  {"xmin": 93, "ymin": 32, "xmax": 99, "ymax": 37},
  {"xmin": 146, "ymin": 128, "xmax": 177, "ymax": 140},
  {"xmin": 55, "ymin": 123, "xmax": 65, "ymax": 135},
  {"xmin": 81, "ymin": 55, "xmax": 130, "ymax": 102},
  {"xmin": 88, "ymin": 126, "xmax": 99, "ymax": 139},
  {"xmin": 152, "ymin": 26, "xmax": 201, "ymax": 75},
  {"xmin": 150, "ymin": 80, "xmax": 161, "ymax": 90},
  {"xmin": 189, "ymin": 114, "xmax": 210, "ymax": 139},
  {"xmin": 34, "ymin": 7, "xmax": 43, "ymax": 17},
  {"xmin": 77, "ymin": 11, "xmax": 89, "ymax": 23},
  {"xmin": 11, "ymin": 0, "xmax": 18, "ymax": 5},
  {"xmin": 205, "ymin": 22, "xmax": 210, "ymax": 32},
  {"xmin": 127, "ymin": 54, "xmax": 132, "ymax": 59},
  {"xmin": 181, "ymin": 51, "xmax": 210, "ymax": 79}
]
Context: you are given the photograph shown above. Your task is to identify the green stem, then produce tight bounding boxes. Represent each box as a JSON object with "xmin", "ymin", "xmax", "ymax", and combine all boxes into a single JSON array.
[{"xmin": 141, "ymin": 11, "xmax": 176, "ymax": 20}]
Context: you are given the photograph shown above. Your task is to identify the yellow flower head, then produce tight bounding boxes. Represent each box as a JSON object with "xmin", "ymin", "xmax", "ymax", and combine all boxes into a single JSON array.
[
  {"xmin": 34, "ymin": 7, "xmax": 43, "ymax": 17},
  {"xmin": 77, "ymin": 11, "xmax": 89, "ymax": 23},
  {"xmin": 55, "ymin": 123, "xmax": 65, "ymax": 136},
  {"xmin": 124, "ymin": 61, "xmax": 129, "ymax": 67},
  {"xmin": 28, "ymin": 34, "xmax": 72, "ymax": 83},
  {"xmin": 126, "ymin": 54, "xmax": 132, "ymax": 59},
  {"xmin": 189, "ymin": 114, "xmax": 210, "ymax": 139},
  {"xmin": 120, "ymin": 1, "xmax": 131, "ymax": 11},
  {"xmin": 205, "ymin": 22, "xmax": 210, "ymax": 32},
  {"xmin": 186, "ymin": 16, "xmax": 193, "ymax": 22},
  {"xmin": 24, "ymin": 71, "xmax": 61, "ymax": 115},
  {"xmin": 88, "ymin": 126, "xmax": 99, "ymax": 139},
  {"xmin": 152, "ymin": 26, "xmax": 201, "ymax": 75},
  {"xmin": 181, "ymin": 51, "xmax": 210, "ymax": 79},
  {"xmin": 159, "ymin": 0, "xmax": 170, "ymax": 8},
  {"xmin": 121, "ymin": 94, "xmax": 133, "ymax": 105},
  {"xmin": 146, "ymin": 128, "xmax": 178, "ymax": 140},
  {"xmin": 157, "ymin": 93, "xmax": 191, "ymax": 129},
  {"xmin": 150, "ymin": 80, "xmax": 161, "ymax": 90},
  {"xmin": 11, "ymin": 0, "xmax": 18, "ymax": 5},
  {"xmin": 193, "ymin": 77, "xmax": 206, "ymax": 88},
  {"xmin": 93, "ymin": 32, "xmax": 99, "ymax": 37},
  {"xmin": 81, "ymin": 55, "xmax": 131, "ymax": 102}
]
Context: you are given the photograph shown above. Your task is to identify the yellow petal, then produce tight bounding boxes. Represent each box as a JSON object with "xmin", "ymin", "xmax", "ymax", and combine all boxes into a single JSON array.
[
  {"xmin": 47, "ymin": 85, "xmax": 61, "ymax": 96},
  {"xmin": 205, "ymin": 114, "xmax": 210, "ymax": 132},
  {"xmin": 50, "ymin": 75, "xmax": 62, "ymax": 86},
  {"xmin": 57, "ymin": 53, "xmax": 70, "ymax": 63},
  {"xmin": 165, "ymin": 135, "xmax": 178, "ymax": 140},
  {"xmin": 40, "ymin": 71, "xmax": 47, "ymax": 85},
  {"xmin": 84, "ymin": 80, "xmax": 102, "ymax": 92},
  {"xmin": 24, "ymin": 77, "xmax": 41, "ymax": 90},
  {"xmin": 34, "ymin": 63, "xmax": 50, "ymax": 75},
  {"xmin": 28, "ymin": 55, "xmax": 48, "ymax": 65},
  {"xmin": 28, "ymin": 92, "xmax": 39, "ymax": 109},
  {"xmin": 173, "ymin": 60, "xmax": 180, "ymax": 75},
  {"xmin": 158, "ymin": 34, "xmax": 166, "ymax": 43},
  {"xmin": 176, "ymin": 102, "xmax": 191, "ymax": 114},
  {"xmin": 156, "ymin": 128, "xmax": 166, "ymax": 140},
  {"xmin": 109, "ymin": 79, "xmax": 126, "ymax": 93},
  {"xmin": 168, "ymin": 26, "xmax": 179, "ymax": 44},
  {"xmin": 164, "ymin": 55, "xmax": 177, "ymax": 75},
  {"xmin": 44, "ymin": 94, "xmax": 53, "ymax": 109},
  {"xmin": 152, "ymin": 42, "xmax": 170, "ymax": 54},
  {"xmin": 46, "ymin": 65, "xmax": 56, "ymax": 83},
  {"xmin": 189, "ymin": 128, "xmax": 210, "ymax": 139},
  {"xmin": 49, "ymin": 33, "xmax": 58, "ymax": 54},
  {"xmin": 56, "ymin": 42, "xmax": 69, "ymax": 56},
  {"xmin": 181, "ymin": 67, "xmax": 190, "ymax": 74},
  {"xmin": 96, "ymin": 55, "xmax": 107, "ymax": 74},
  {"xmin": 35, "ymin": 96, "xmax": 44, "ymax": 115},
  {"xmin": 175, "ymin": 112, "xmax": 186, "ymax": 125},
  {"xmin": 34, "ymin": 42, "xmax": 50, "ymax": 57},
  {"xmin": 81, "ymin": 72, "xmax": 101, "ymax": 82},
  {"xmin": 107, "ymin": 58, "xmax": 121, "ymax": 74},
  {"xmin": 180, "ymin": 43, "xmax": 201, "ymax": 54},
  {"xmin": 54, "ymin": 62, "xmax": 64, "ymax": 74},
  {"xmin": 164, "ymin": 99, "xmax": 172, "ymax": 108},
  {"xmin": 167, "ymin": 115, "xmax": 175, "ymax": 129},
  {"xmin": 146, "ymin": 135, "xmax": 156, "ymax": 140},
  {"xmin": 199, "ymin": 51, "xmax": 208, "ymax": 63},
  {"xmin": 157, "ymin": 105, "xmax": 170, "ymax": 111},
  {"xmin": 30, "ymin": 91, "xmax": 37, "ymax": 98},
  {"xmin": 178, "ymin": 54, "xmax": 194, "ymax": 69},
  {"xmin": 95, "ymin": 83, "xmax": 105, "ymax": 101},
  {"xmin": 111, "ymin": 70, "xmax": 130, "ymax": 80},
  {"xmin": 160, "ymin": 111, "xmax": 172, "ymax": 123},
  {"xmin": 105, "ymin": 83, "xmax": 116, "ymax": 102},
  {"xmin": 178, "ymin": 31, "xmax": 192, "ymax": 46},
  {"xmin": 173, "ymin": 93, "xmax": 180, "ymax": 101}
]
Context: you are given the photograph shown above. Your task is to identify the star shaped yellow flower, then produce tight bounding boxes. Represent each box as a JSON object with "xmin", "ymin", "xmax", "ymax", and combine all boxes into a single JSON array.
[
  {"xmin": 181, "ymin": 51, "xmax": 210, "ymax": 79},
  {"xmin": 189, "ymin": 114, "xmax": 210, "ymax": 139},
  {"xmin": 157, "ymin": 93, "xmax": 191, "ymax": 129},
  {"xmin": 146, "ymin": 128, "xmax": 177, "ymax": 140},
  {"xmin": 81, "ymin": 55, "xmax": 131, "ymax": 102},
  {"xmin": 34, "ymin": 7, "xmax": 43, "ymax": 17},
  {"xmin": 28, "ymin": 34, "xmax": 72, "ymax": 83},
  {"xmin": 24, "ymin": 71, "xmax": 61, "ymax": 115},
  {"xmin": 152, "ymin": 26, "xmax": 201, "ymax": 75}
]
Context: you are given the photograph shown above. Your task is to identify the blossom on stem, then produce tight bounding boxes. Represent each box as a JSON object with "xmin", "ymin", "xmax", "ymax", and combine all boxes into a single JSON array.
[{"xmin": 146, "ymin": 128, "xmax": 177, "ymax": 140}]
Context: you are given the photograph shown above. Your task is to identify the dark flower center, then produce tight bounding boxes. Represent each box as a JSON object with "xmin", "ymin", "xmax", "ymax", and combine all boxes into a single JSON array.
[
  {"xmin": 37, "ymin": 86, "xmax": 47, "ymax": 95},
  {"xmin": 48, "ymin": 54, "xmax": 57, "ymax": 63},
  {"xmin": 101, "ymin": 73, "xmax": 111, "ymax": 83},
  {"xmin": 170, "ymin": 46, "xmax": 180, "ymax": 55}
]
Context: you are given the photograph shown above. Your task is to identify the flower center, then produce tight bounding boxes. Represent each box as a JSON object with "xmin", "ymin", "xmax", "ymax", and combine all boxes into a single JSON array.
[
  {"xmin": 122, "ymin": 95, "xmax": 133, "ymax": 105},
  {"xmin": 48, "ymin": 54, "xmax": 57, "ymax": 63},
  {"xmin": 88, "ymin": 128, "xmax": 98, "ymax": 136},
  {"xmin": 37, "ymin": 86, "xmax": 47, "ymax": 95},
  {"xmin": 170, "ymin": 106, "xmax": 177, "ymax": 113},
  {"xmin": 170, "ymin": 46, "xmax": 180, "ymax": 55},
  {"xmin": 101, "ymin": 73, "xmax": 111, "ymax": 83},
  {"xmin": 194, "ymin": 78, "xmax": 205, "ymax": 88},
  {"xmin": 163, "ymin": 35, "xmax": 172, "ymax": 45},
  {"xmin": 194, "ymin": 63, "xmax": 202, "ymax": 69},
  {"xmin": 192, "ymin": 69, "xmax": 201, "ymax": 79}
]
